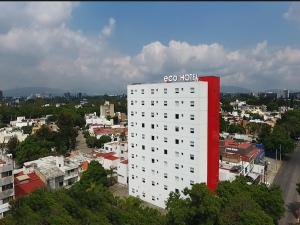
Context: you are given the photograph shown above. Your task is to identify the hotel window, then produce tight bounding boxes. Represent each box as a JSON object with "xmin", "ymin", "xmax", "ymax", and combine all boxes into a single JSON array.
[
  {"xmin": 190, "ymin": 101, "xmax": 195, "ymax": 107},
  {"xmin": 175, "ymin": 126, "xmax": 179, "ymax": 132},
  {"xmin": 142, "ymin": 192, "xmax": 145, "ymax": 197},
  {"xmin": 130, "ymin": 122, "xmax": 134, "ymax": 127},
  {"xmin": 151, "ymin": 112, "xmax": 154, "ymax": 117},
  {"xmin": 142, "ymin": 145, "xmax": 145, "ymax": 150},
  {"xmin": 151, "ymin": 100, "xmax": 154, "ymax": 106},
  {"xmin": 131, "ymin": 133, "xmax": 134, "ymax": 137},
  {"xmin": 190, "ymin": 154, "xmax": 194, "ymax": 160},
  {"xmin": 130, "ymin": 111, "xmax": 134, "ymax": 116},
  {"xmin": 175, "ymin": 88, "xmax": 179, "ymax": 93},
  {"xmin": 190, "ymin": 180, "xmax": 194, "ymax": 185},
  {"xmin": 175, "ymin": 151, "xmax": 179, "ymax": 157},
  {"xmin": 164, "ymin": 149, "xmax": 168, "ymax": 155},
  {"xmin": 164, "ymin": 173, "xmax": 168, "ymax": 178},
  {"xmin": 142, "ymin": 134, "xmax": 145, "ymax": 139},
  {"xmin": 142, "ymin": 167, "xmax": 145, "ymax": 172},
  {"xmin": 164, "ymin": 101, "xmax": 167, "ymax": 106},
  {"xmin": 131, "ymin": 100, "xmax": 134, "ymax": 105},
  {"xmin": 142, "ymin": 123, "xmax": 145, "ymax": 128},
  {"xmin": 152, "ymin": 181, "xmax": 155, "ymax": 186},
  {"xmin": 190, "ymin": 141, "xmax": 194, "ymax": 147},
  {"xmin": 164, "ymin": 88, "xmax": 167, "ymax": 94},
  {"xmin": 151, "ymin": 147, "xmax": 155, "ymax": 152},
  {"xmin": 151, "ymin": 89, "xmax": 154, "ymax": 94},
  {"xmin": 151, "ymin": 169, "xmax": 155, "ymax": 175},
  {"xmin": 190, "ymin": 114, "xmax": 195, "ymax": 120},
  {"xmin": 164, "ymin": 137, "xmax": 168, "ymax": 143},
  {"xmin": 152, "ymin": 196, "xmax": 155, "ymax": 201},
  {"xmin": 164, "ymin": 113, "xmax": 168, "ymax": 118},
  {"xmin": 175, "ymin": 164, "xmax": 179, "ymax": 169},
  {"xmin": 190, "ymin": 167, "xmax": 194, "ymax": 173},
  {"xmin": 141, "ymin": 100, "xmax": 145, "ymax": 105},
  {"xmin": 175, "ymin": 139, "xmax": 179, "ymax": 144},
  {"xmin": 175, "ymin": 114, "xmax": 179, "ymax": 119},
  {"xmin": 175, "ymin": 176, "xmax": 179, "ymax": 181},
  {"xmin": 190, "ymin": 87, "xmax": 195, "ymax": 93},
  {"xmin": 142, "ymin": 112, "xmax": 145, "ymax": 117},
  {"xmin": 151, "ymin": 158, "xmax": 155, "ymax": 163},
  {"xmin": 130, "ymin": 90, "xmax": 134, "ymax": 94},
  {"xmin": 151, "ymin": 124, "xmax": 154, "ymax": 129},
  {"xmin": 142, "ymin": 156, "xmax": 145, "ymax": 161},
  {"xmin": 141, "ymin": 89, "xmax": 144, "ymax": 94},
  {"xmin": 164, "ymin": 161, "xmax": 168, "ymax": 166},
  {"xmin": 131, "ymin": 164, "xmax": 134, "ymax": 169},
  {"xmin": 175, "ymin": 100, "xmax": 179, "ymax": 106},
  {"xmin": 190, "ymin": 128, "xmax": 194, "ymax": 133},
  {"xmin": 164, "ymin": 185, "xmax": 168, "ymax": 190},
  {"xmin": 164, "ymin": 125, "xmax": 168, "ymax": 130},
  {"xmin": 151, "ymin": 135, "xmax": 155, "ymax": 140},
  {"xmin": 142, "ymin": 178, "xmax": 145, "ymax": 183}
]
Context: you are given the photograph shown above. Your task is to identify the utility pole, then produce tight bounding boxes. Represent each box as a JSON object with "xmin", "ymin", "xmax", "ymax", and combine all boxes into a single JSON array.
[
  {"xmin": 280, "ymin": 144, "xmax": 282, "ymax": 161},
  {"xmin": 275, "ymin": 148, "xmax": 278, "ymax": 171}
]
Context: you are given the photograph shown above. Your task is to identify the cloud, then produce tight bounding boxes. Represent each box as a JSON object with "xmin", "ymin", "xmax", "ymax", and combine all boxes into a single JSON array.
[
  {"xmin": 284, "ymin": 3, "xmax": 300, "ymax": 23},
  {"xmin": 0, "ymin": 2, "xmax": 300, "ymax": 94},
  {"xmin": 0, "ymin": 2, "xmax": 78, "ymax": 32},
  {"xmin": 100, "ymin": 17, "xmax": 116, "ymax": 38}
]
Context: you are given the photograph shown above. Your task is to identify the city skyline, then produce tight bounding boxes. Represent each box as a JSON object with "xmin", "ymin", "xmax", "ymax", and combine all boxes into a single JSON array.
[{"xmin": 0, "ymin": 2, "xmax": 300, "ymax": 94}]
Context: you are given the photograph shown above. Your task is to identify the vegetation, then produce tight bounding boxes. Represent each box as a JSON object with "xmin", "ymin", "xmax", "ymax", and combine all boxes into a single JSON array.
[
  {"xmin": 227, "ymin": 123, "xmax": 246, "ymax": 134},
  {"xmin": 0, "ymin": 95, "xmax": 127, "ymax": 127},
  {"xmin": 85, "ymin": 132, "xmax": 112, "ymax": 148},
  {"xmin": 2, "ymin": 161, "xmax": 165, "ymax": 225},
  {"xmin": 6, "ymin": 136, "xmax": 19, "ymax": 158},
  {"xmin": 14, "ymin": 110, "xmax": 80, "ymax": 165},
  {"xmin": 2, "ymin": 171, "xmax": 284, "ymax": 225}
]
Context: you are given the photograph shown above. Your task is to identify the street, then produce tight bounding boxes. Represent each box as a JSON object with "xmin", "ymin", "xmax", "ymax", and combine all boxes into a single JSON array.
[
  {"xmin": 273, "ymin": 142, "xmax": 300, "ymax": 225},
  {"xmin": 74, "ymin": 130, "xmax": 93, "ymax": 154}
]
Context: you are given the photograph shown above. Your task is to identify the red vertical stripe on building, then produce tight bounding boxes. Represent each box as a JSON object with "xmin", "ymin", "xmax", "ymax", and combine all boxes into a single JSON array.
[{"xmin": 198, "ymin": 76, "xmax": 220, "ymax": 191}]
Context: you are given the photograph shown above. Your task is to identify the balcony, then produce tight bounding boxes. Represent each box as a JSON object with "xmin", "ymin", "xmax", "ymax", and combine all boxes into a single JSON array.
[{"xmin": 0, "ymin": 189, "xmax": 14, "ymax": 199}]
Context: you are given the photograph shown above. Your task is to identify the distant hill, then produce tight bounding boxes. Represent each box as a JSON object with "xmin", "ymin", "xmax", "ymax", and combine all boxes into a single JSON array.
[
  {"xmin": 221, "ymin": 85, "xmax": 252, "ymax": 94},
  {"xmin": 3, "ymin": 87, "xmax": 66, "ymax": 97}
]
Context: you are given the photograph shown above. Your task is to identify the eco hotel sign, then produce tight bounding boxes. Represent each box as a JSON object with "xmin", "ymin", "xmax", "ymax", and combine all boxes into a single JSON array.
[{"xmin": 163, "ymin": 74, "xmax": 200, "ymax": 82}]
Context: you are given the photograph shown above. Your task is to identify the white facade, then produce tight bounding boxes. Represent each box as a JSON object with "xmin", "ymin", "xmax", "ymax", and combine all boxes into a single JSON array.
[
  {"xmin": 0, "ymin": 156, "xmax": 14, "ymax": 218},
  {"xmin": 117, "ymin": 160, "xmax": 128, "ymax": 185},
  {"xmin": 85, "ymin": 112, "xmax": 113, "ymax": 127},
  {"xmin": 127, "ymin": 81, "xmax": 208, "ymax": 208}
]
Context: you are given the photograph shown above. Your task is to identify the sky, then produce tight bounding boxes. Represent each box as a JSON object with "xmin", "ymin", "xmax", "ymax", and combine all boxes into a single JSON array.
[{"xmin": 0, "ymin": 2, "xmax": 300, "ymax": 94}]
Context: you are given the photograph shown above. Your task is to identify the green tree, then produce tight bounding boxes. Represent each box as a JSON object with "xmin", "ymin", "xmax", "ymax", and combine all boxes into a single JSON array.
[
  {"xmin": 228, "ymin": 123, "xmax": 246, "ymax": 134},
  {"xmin": 166, "ymin": 184, "xmax": 221, "ymax": 225},
  {"xmin": 6, "ymin": 136, "xmax": 19, "ymax": 158},
  {"xmin": 21, "ymin": 126, "xmax": 33, "ymax": 135},
  {"xmin": 263, "ymin": 125, "xmax": 294, "ymax": 154}
]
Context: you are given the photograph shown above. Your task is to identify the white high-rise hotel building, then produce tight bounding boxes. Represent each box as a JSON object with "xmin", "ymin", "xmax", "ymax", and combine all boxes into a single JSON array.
[{"xmin": 127, "ymin": 75, "xmax": 220, "ymax": 208}]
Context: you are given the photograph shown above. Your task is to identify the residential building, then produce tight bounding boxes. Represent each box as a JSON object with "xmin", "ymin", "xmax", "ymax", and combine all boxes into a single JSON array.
[
  {"xmin": 0, "ymin": 155, "xmax": 14, "ymax": 218},
  {"xmin": 219, "ymin": 139, "xmax": 265, "ymax": 183},
  {"xmin": 0, "ymin": 90, "xmax": 3, "ymax": 100},
  {"xmin": 117, "ymin": 159, "xmax": 128, "ymax": 186},
  {"xmin": 23, "ymin": 156, "xmax": 80, "ymax": 190},
  {"xmin": 14, "ymin": 171, "xmax": 46, "ymax": 198},
  {"xmin": 127, "ymin": 76, "xmax": 220, "ymax": 208},
  {"xmin": 0, "ymin": 127, "xmax": 28, "ymax": 144},
  {"xmin": 100, "ymin": 101, "xmax": 115, "ymax": 118}
]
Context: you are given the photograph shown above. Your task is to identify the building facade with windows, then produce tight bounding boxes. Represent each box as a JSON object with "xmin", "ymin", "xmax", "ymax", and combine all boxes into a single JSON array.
[
  {"xmin": 127, "ymin": 76, "xmax": 220, "ymax": 208},
  {"xmin": 0, "ymin": 156, "xmax": 14, "ymax": 218}
]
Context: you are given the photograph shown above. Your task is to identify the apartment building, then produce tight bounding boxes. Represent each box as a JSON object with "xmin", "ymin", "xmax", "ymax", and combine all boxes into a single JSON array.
[
  {"xmin": 127, "ymin": 76, "xmax": 220, "ymax": 208},
  {"xmin": 100, "ymin": 101, "xmax": 115, "ymax": 118},
  {"xmin": 0, "ymin": 156, "xmax": 14, "ymax": 218},
  {"xmin": 23, "ymin": 156, "xmax": 80, "ymax": 189}
]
